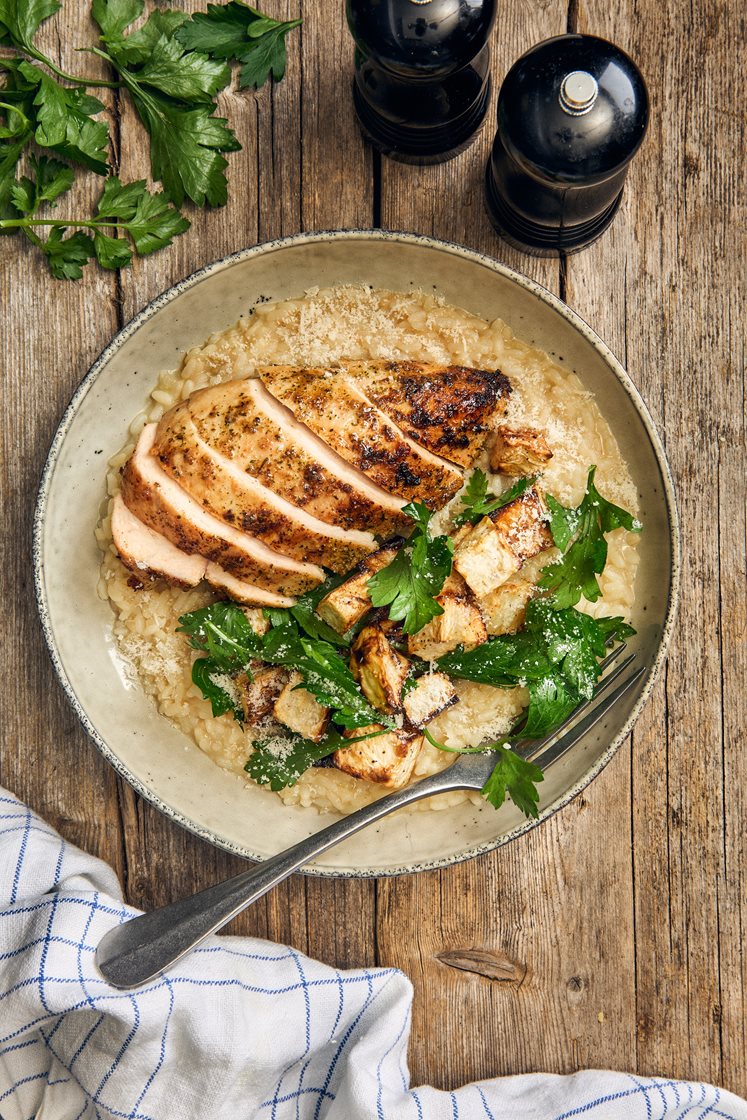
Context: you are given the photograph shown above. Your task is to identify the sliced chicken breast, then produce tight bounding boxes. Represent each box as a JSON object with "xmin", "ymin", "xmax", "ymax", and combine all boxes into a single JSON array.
[
  {"xmin": 203, "ymin": 563, "xmax": 295, "ymax": 607},
  {"xmin": 258, "ymin": 366, "xmax": 463, "ymax": 506},
  {"xmin": 111, "ymin": 493, "xmax": 206, "ymax": 588},
  {"xmin": 121, "ymin": 425, "xmax": 323, "ymax": 596},
  {"xmin": 152, "ymin": 411, "xmax": 376, "ymax": 572},
  {"xmin": 159, "ymin": 378, "xmax": 410, "ymax": 536},
  {"xmin": 110, "ymin": 495, "xmax": 295, "ymax": 606},
  {"xmin": 347, "ymin": 361, "xmax": 512, "ymax": 468}
]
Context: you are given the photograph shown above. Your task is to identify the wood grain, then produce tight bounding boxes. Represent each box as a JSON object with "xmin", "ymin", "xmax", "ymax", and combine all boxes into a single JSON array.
[
  {"xmin": 568, "ymin": 0, "xmax": 747, "ymax": 1093},
  {"xmin": 0, "ymin": 2, "xmax": 124, "ymax": 880},
  {"xmin": 1, "ymin": 0, "xmax": 745, "ymax": 1100}
]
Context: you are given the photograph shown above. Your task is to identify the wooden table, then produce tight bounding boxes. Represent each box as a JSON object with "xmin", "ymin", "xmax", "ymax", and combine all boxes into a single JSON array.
[{"xmin": 3, "ymin": 0, "xmax": 745, "ymax": 1098}]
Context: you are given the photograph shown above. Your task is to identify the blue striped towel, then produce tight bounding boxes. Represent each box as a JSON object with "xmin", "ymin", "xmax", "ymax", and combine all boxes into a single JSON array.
[{"xmin": 1, "ymin": 785, "xmax": 745, "ymax": 1120}]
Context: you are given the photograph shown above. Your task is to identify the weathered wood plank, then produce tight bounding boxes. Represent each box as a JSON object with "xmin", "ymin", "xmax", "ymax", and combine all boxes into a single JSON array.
[
  {"xmin": 568, "ymin": 0, "xmax": 747, "ymax": 1097},
  {"xmin": 0, "ymin": 7, "xmax": 124, "ymax": 879}
]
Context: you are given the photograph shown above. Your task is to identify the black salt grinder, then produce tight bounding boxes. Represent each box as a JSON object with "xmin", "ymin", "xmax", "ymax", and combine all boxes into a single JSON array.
[
  {"xmin": 346, "ymin": 0, "xmax": 497, "ymax": 164},
  {"xmin": 485, "ymin": 34, "xmax": 649, "ymax": 255}
]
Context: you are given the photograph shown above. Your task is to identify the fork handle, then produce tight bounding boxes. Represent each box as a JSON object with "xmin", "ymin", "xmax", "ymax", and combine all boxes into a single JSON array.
[{"xmin": 95, "ymin": 768, "xmax": 462, "ymax": 989}]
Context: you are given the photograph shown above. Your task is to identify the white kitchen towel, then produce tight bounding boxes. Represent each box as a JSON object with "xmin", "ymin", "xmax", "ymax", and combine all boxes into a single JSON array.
[{"xmin": 1, "ymin": 786, "xmax": 745, "ymax": 1120}]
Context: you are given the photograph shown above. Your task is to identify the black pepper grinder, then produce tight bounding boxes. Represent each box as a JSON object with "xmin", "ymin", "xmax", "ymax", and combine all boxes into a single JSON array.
[
  {"xmin": 485, "ymin": 34, "xmax": 649, "ymax": 255},
  {"xmin": 346, "ymin": 0, "xmax": 497, "ymax": 164}
]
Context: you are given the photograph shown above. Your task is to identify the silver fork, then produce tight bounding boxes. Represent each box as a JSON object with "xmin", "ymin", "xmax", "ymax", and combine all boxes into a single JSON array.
[{"xmin": 96, "ymin": 650, "xmax": 643, "ymax": 989}]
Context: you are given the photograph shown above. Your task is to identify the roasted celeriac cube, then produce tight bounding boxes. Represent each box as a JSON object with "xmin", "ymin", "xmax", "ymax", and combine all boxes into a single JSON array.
[
  {"xmin": 489, "ymin": 425, "xmax": 553, "ymax": 475},
  {"xmin": 406, "ymin": 571, "xmax": 488, "ymax": 660},
  {"xmin": 316, "ymin": 544, "xmax": 400, "ymax": 634},
  {"xmin": 480, "ymin": 575, "xmax": 536, "ymax": 636},
  {"xmin": 350, "ymin": 624, "xmax": 410, "ymax": 713},
  {"xmin": 273, "ymin": 670, "xmax": 330, "ymax": 742},
  {"xmin": 238, "ymin": 666, "xmax": 289, "ymax": 724},
  {"xmin": 402, "ymin": 671, "xmax": 458, "ymax": 729},
  {"xmin": 333, "ymin": 724, "xmax": 423, "ymax": 789},
  {"xmin": 452, "ymin": 517, "xmax": 518, "ymax": 597},
  {"xmin": 453, "ymin": 486, "xmax": 552, "ymax": 598}
]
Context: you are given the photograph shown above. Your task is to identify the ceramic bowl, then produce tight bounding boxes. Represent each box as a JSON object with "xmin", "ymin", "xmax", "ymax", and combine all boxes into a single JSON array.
[{"xmin": 33, "ymin": 231, "xmax": 679, "ymax": 876}]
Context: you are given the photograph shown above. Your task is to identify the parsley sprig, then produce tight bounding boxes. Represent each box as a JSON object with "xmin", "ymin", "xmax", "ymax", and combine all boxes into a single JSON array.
[
  {"xmin": 424, "ymin": 728, "xmax": 544, "ymax": 818},
  {"xmin": 2, "ymin": 169, "xmax": 189, "ymax": 275},
  {"xmin": 453, "ymin": 470, "xmax": 536, "ymax": 528},
  {"xmin": 368, "ymin": 502, "xmax": 454, "ymax": 635},
  {"xmin": 481, "ymin": 747, "xmax": 544, "ymax": 817},
  {"xmin": 539, "ymin": 467, "xmax": 642, "ymax": 608},
  {"xmin": 175, "ymin": 2, "xmax": 302, "ymax": 89},
  {"xmin": 0, "ymin": 0, "xmax": 301, "ymax": 275},
  {"xmin": 437, "ymin": 600, "xmax": 634, "ymax": 737}
]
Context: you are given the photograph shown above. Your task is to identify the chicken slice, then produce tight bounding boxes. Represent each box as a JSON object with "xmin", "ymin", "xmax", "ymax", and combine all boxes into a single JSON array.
[
  {"xmin": 348, "ymin": 361, "xmax": 512, "ymax": 468},
  {"xmin": 407, "ymin": 571, "xmax": 488, "ymax": 660},
  {"xmin": 111, "ymin": 495, "xmax": 295, "ymax": 607},
  {"xmin": 160, "ymin": 378, "xmax": 410, "ymax": 536},
  {"xmin": 203, "ymin": 564, "xmax": 296, "ymax": 607},
  {"xmin": 333, "ymin": 725, "xmax": 423, "ymax": 789},
  {"xmin": 153, "ymin": 411, "xmax": 376, "ymax": 572},
  {"xmin": 489, "ymin": 425, "xmax": 553, "ymax": 475},
  {"xmin": 259, "ymin": 366, "xmax": 463, "ymax": 506},
  {"xmin": 315, "ymin": 544, "xmax": 400, "ymax": 634},
  {"xmin": 121, "ymin": 424, "xmax": 324, "ymax": 596},
  {"xmin": 111, "ymin": 494, "xmax": 206, "ymax": 588},
  {"xmin": 453, "ymin": 486, "xmax": 552, "ymax": 597}
]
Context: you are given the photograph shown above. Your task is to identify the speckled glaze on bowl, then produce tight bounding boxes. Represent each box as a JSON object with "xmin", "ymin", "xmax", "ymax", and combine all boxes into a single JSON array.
[{"xmin": 33, "ymin": 231, "xmax": 679, "ymax": 877}]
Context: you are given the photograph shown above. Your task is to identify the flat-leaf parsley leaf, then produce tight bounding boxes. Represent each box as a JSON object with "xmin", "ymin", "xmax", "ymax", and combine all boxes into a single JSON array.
[
  {"xmin": 453, "ymin": 469, "xmax": 536, "ymax": 528},
  {"xmin": 539, "ymin": 466, "xmax": 642, "ymax": 608},
  {"xmin": 368, "ymin": 501, "xmax": 454, "ymax": 635},
  {"xmin": 176, "ymin": 1, "xmax": 302, "ymax": 89},
  {"xmin": 423, "ymin": 728, "xmax": 544, "ymax": 819}
]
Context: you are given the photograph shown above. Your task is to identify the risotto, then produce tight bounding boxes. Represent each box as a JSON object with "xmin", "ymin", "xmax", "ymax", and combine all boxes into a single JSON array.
[{"xmin": 96, "ymin": 286, "xmax": 640, "ymax": 814}]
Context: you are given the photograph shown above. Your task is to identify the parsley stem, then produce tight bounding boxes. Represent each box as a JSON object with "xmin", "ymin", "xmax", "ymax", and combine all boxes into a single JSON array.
[
  {"xmin": 23, "ymin": 46, "xmax": 121, "ymax": 87},
  {"xmin": 21, "ymin": 226, "xmax": 43, "ymax": 248},
  {"xmin": 423, "ymin": 728, "xmax": 502, "ymax": 754},
  {"xmin": 0, "ymin": 217, "xmax": 127, "ymax": 230},
  {"xmin": 0, "ymin": 102, "xmax": 31, "ymax": 132}
]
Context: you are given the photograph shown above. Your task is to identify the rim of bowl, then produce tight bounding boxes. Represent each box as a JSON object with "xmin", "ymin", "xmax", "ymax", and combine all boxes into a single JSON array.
[{"xmin": 32, "ymin": 228, "xmax": 681, "ymax": 877}]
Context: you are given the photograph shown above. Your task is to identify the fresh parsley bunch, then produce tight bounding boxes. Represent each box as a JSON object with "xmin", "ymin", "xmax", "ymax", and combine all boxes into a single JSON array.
[{"xmin": 0, "ymin": 0, "xmax": 301, "ymax": 276}]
